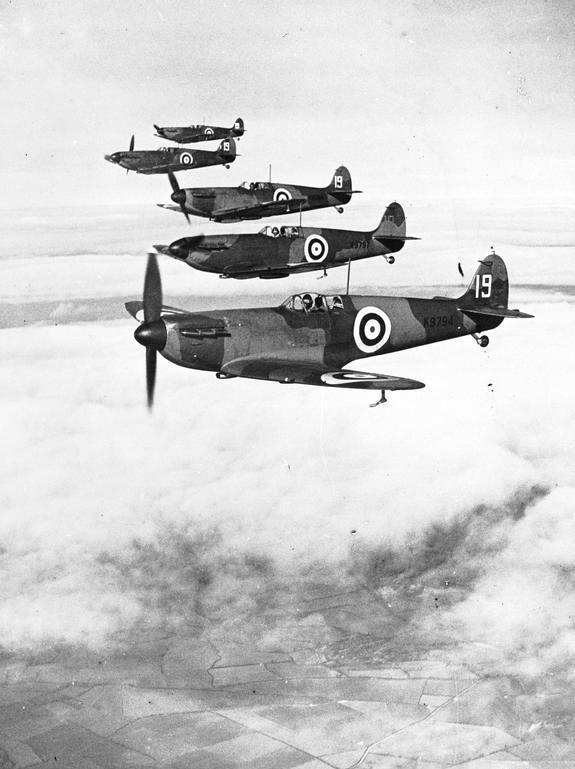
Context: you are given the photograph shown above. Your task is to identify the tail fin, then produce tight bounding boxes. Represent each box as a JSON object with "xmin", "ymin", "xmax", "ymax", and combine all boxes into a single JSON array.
[
  {"xmin": 458, "ymin": 253, "xmax": 509, "ymax": 310},
  {"xmin": 326, "ymin": 165, "xmax": 352, "ymax": 193},
  {"xmin": 217, "ymin": 137, "xmax": 237, "ymax": 160},
  {"xmin": 458, "ymin": 253, "xmax": 533, "ymax": 319},
  {"xmin": 371, "ymin": 203, "xmax": 420, "ymax": 254},
  {"xmin": 373, "ymin": 202, "xmax": 406, "ymax": 239},
  {"xmin": 232, "ymin": 117, "xmax": 244, "ymax": 136}
]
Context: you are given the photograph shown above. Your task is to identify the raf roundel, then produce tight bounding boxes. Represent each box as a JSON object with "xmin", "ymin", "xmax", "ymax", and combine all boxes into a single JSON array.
[
  {"xmin": 204, "ymin": 127, "xmax": 214, "ymax": 135},
  {"xmin": 180, "ymin": 153, "xmax": 193, "ymax": 166},
  {"xmin": 273, "ymin": 187, "xmax": 292, "ymax": 203},
  {"xmin": 304, "ymin": 234, "xmax": 329, "ymax": 263},
  {"xmin": 353, "ymin": 306, "xmax": 392, "ymax": 353}
]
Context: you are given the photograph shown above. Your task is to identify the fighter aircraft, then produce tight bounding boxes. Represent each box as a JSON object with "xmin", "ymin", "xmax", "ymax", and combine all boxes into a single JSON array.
[
  {"xmin": 153, "ymin": 117, "xmax": 245, "ymax": 144},
  {"xmin": 155, "ymin": 202, "xmax": 418, "ymax": 279},
  {"xmin": 158, "ymin": 165, "xmax": 361, "ymax": 223},
  {"xmin": 127, "ymin": 251, "xmax": 533, "ymax": 408},
  {"xmin": 104, "ymin": 137, "xmax": 237, "ymax": 174}
]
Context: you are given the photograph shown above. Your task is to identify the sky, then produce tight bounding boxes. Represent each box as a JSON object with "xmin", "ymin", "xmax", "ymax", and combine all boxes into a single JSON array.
[{"xmin": 0, "ymin": 0, "xmax": 573, "ymax": 210}]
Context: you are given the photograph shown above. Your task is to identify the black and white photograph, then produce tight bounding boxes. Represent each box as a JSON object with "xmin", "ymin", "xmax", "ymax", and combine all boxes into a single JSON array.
[{"xmin": 1, "ymin": 1, "xmax": 574, "ymax": 766}]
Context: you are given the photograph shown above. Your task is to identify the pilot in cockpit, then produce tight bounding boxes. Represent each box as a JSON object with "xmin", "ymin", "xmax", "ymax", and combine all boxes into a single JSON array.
[{"xmin": 302, "ymin": 293, "xmax": 314, "ymax": 312}]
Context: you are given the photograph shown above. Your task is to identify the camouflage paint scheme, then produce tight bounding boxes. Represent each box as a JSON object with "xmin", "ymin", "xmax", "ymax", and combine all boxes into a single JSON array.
[
  {"xmin": 104, "ymin": 138, "xmax": 237, "ymax": 175},
  {"xmin": 127, "ymin": 254, "xmax": 533, "ymax": 399},
  {"xmin": 157, "ymin": 202, "xmax": 418, "ymax": 279},
  {"xmin": 158, "ymin": 165, "xmax": 361, "ymax": 223},
  {"xmin": 154, "ymin": 117, "xmax": 245, "ymax": 144}
]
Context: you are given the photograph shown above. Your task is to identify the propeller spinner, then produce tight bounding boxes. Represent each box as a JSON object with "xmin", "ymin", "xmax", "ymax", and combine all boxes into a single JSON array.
[{"xmin": 134, "ymin": 254, "xmax": 166, "ymax": 409}]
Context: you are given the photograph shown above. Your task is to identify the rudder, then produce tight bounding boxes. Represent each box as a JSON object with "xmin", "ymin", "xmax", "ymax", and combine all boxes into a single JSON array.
[
  {"xmin": 327, "ymin": 165, "xmax": 352, "ymax": 193},
  {"xmin": 373, "ymin": 202, "xmax": 406, "ymax": 239},
  {"xmin": 458, "ymin": 253, "xmax": 509, "ymax": 309},
  {"xmin": 232, "ymin": 117, "xmax": 244, "ymax": 136},
  {"xmin": 217, "ymin": 137, "xmax": 237, "ymax": 160}
]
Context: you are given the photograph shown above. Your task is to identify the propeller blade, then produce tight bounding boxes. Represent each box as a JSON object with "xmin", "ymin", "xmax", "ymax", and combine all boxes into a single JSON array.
[
  {"xmin": 129, "ymin": 134, "xmax": 135, "ymax": 152},
  {"xmin": 168, "ymin": 170, "xmax": 180, "ymax": 194},
  {"xmin": 153, "ymin": 124, "xmax": 161, "ymax": 131},
  {"xmin": 146, "ymin": 347, "xmax": 156, "ymax": 409},
  {"xmin": 143, "ymin": 253, "xmax": 163, "ymax": 323},
  {"xmin": 167, "ymin": 171, "xmax": 190, "ymax": 222}
]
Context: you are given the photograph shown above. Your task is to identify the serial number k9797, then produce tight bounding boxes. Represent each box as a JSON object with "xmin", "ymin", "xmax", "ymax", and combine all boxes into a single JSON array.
[{"xmin": 422, "ymin": 314, "xmax": 455, "ymax": 329}]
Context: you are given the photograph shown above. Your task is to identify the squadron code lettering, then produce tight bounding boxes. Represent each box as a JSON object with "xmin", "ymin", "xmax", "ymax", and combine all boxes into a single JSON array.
[{"xmin": 422, "ymin": 315, "xmax": 455, "ymax": 328}]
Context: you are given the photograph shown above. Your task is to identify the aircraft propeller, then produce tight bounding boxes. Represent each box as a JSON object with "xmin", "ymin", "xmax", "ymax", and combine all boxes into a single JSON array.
[
  {"xmin": 133, "ymin": 253, "xmax": 166, "ymax": 409},
  {"xmin": 168, "ymin": 170, "xmax": 190, "ymax": 223}
]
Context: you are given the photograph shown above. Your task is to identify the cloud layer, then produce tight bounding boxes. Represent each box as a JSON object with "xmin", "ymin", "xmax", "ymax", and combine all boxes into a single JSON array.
[{"xmin": 2, "ymin": 290, "xmax": 574, "ymax": 685}]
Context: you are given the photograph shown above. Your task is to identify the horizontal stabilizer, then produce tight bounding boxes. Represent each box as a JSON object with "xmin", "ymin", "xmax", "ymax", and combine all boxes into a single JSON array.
[
  {"xmin": 458, "ymin": 305, "xmax": 534, "ymax": 319},
  {"xmin": 374, "ymin": 235, "xmax": 421, "ymax": 242}
]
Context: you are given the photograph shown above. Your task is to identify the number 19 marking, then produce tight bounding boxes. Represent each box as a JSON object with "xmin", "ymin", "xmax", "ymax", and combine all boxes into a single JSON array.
[{"xmin": 475, "ymin": 274, "xmax": 492, "ymax": 299}]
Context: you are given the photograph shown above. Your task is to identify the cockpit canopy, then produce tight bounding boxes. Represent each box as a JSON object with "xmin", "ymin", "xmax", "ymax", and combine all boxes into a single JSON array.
[
  {"xmin": 259, "ymin": 225, "xmax": 301, "ymax": 238},
  {"xmin": 239, "ymin": 181, "xmax": 272, "ymax": 191},
  {"xmin": 281, "ymin": 293, "xmax": 345, "ymax": 313}
]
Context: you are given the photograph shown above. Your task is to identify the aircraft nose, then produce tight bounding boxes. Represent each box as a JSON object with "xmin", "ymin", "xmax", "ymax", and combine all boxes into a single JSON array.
[
  {"xmin": 134, "ymin": 319, "xmax": 167, "ymax": 350},
  {"xmin": 171, "ymin": 190, "xmax": 186, "ymax": 207},
  {"xmin": 167, "ymin": 242, "xmax": 189, "ymax": 260},
  {"xmin": 104, "ymin": 154, "xmax": 115, "ymax": 163}
]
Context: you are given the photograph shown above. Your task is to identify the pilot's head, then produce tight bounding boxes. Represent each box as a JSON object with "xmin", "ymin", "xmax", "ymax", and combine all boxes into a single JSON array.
[{"xmin": 302, "ymin": 293, "xmax": 313, "ymax": 311}]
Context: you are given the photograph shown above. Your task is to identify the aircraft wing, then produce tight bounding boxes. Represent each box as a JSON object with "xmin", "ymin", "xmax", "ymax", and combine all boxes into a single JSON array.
[
  {"xmin": 125, "ymin": 301, "xmax": 195, "ymax": 322},
  {"xmin": 211, "ymin": 197, "xmax": 308, "ymax": 222},
  {"xmin": 156, "ymin": 203, "xmax": 182, "ymax": 213},
  {"xmin": 220, "ymin": 260, "xmax": 323, "ymax": 278},
  {"xmin": 220, "ymin": 356, "xmax": 425, "ymax": 390}
]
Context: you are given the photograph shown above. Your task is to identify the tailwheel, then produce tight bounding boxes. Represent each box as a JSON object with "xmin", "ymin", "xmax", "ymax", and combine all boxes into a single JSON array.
[
  {"xmin": 335, "ymin": 206, "xmax": 344, "ymax": 213},
  {"xmin": 472, "ymin": 333, "xmax": 489, "ymax": 347},
  {"xmin": 385, "ymin": 255, "xmax": 395, "ymax": 265},
  {"xmin": 370, "ymin": 390, "xmax": 388, "ymax": 408}
]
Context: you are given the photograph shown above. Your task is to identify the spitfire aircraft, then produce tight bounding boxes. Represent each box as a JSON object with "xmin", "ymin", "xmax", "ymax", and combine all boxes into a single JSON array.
[
  {"xmin": 158, "ymin": 165, "xmax": 361, "ymax": 223},
  {"xmin": 127, "ymin": 251, "xmax": 533, "ymax": 408},
  {"xmin": 154, "ymin": 117, "xmax": 245, "ymax": 144},
  {"xmin": 104, "ymin": 137, "xmax": 237, "ymax": 175},
  {"xmin": 155, "ymin": 202, "xmax": 419, "ymax": 279}
]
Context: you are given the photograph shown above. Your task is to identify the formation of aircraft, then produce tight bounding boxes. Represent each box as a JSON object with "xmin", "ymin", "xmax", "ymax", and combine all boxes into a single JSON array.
[
  {"xmin": 159, "ymin": 166, "xmax": 361, "ymax": 223},
  {"xmin": 110, "ymin": 115, "xmax": 532, "ymax": 407},
  {"xmin": 105, "ymin": 137, "xmax": 237, "ymax": 175},
  {"xmin": 154, "ymin": 117, "xmax": 245, "ymax": 144},
  {"xmin": 155, "ymin": 202, "xmax": 419, "ymax": 279},
  {"xmin": 127, "ymin": 252, "xmax": 533, "ymax": 408}
]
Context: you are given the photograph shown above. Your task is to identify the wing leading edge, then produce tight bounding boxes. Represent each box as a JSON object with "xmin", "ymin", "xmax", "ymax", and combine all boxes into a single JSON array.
[
  {"xmin": 220, "ymin": 357, "xmax": 425, "ymax": 391},
  {"xmin": 211, "ymin": 197, "xmax": 308, "ymax": 222}
]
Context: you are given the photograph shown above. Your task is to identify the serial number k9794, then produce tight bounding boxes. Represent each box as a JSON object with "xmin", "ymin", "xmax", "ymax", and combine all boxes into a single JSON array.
[{"xmin": 422, "ymin": 314, "xmax": 455, "ymax": 329}]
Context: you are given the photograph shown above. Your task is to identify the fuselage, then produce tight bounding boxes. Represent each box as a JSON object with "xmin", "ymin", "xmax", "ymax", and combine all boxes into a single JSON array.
[
  {"xmin": 158, "ymin": 294, "xmax": 502, "ymax": 373},
  {"xmin": 155, "ymin": 124, "xmax": 243, "ymax": 144},
  {"xmin": 104, "ymin": 146, "xmax": 234, "ymax": 174},
  {"xmin": 165, "ymin": 226, "xmax": 403, "ymax": 278},
  {"xmin": 176, "ymin": 183, "xmax": 352, "ymax": 222}
]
